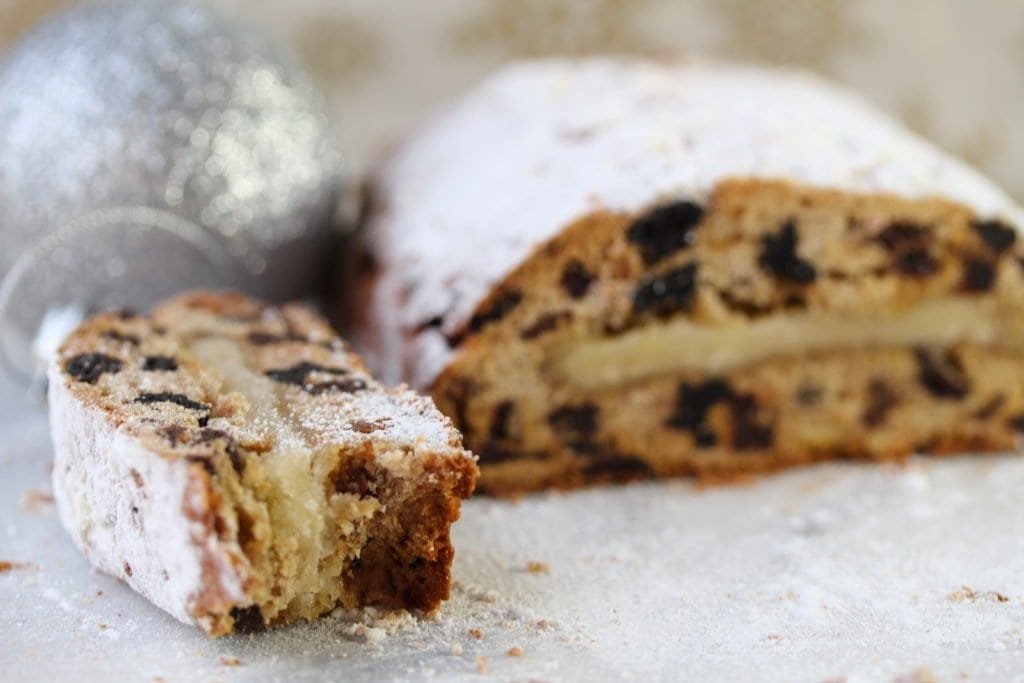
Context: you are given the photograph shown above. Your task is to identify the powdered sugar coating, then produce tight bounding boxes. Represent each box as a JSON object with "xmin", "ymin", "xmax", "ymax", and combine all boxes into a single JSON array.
[
  {"xmin": 363, "ymin": 57, "xmax": 1024, "ymax": 386},
  {"xmin": 48, "ymin": 365, "xmax": 247, "ymax": 631}
]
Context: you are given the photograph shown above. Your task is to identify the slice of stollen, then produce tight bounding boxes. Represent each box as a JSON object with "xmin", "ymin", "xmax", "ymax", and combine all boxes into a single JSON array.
[{"xmin": 48, "ymin": 291, "xmax": 477, "ymax": 635}]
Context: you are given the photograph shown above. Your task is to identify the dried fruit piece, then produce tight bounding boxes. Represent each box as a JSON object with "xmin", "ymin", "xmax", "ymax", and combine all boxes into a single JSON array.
[
  {"xmin": 914, "ymin": 348, "xmax": 969, "ymax": 399},
  {"xmin": 972, "ymin": 219, "xmax": 1017, "ymax": 253},
  {"xmin": 143, "ymin": 356, "xmax": 178, "ymax": 371},
  {"xmin": 65, "ymin": 353, "xmax": 122, "ymax": 384},
  {"xmin": 633, "ymin": 263, "xmax": 699, "ymax": 317},
  {"xmin": 560, "ymin": 260, "xmax": 594, "ymax": 299},
  {"xmin": 626, "ymin": 200, "xmax": 705, "ymax": 265}
]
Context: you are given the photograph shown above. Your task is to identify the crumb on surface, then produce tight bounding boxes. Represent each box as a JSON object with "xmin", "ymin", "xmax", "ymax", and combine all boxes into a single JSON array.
[
  {"xmin": 451, "ymin": 643, "xmax": 463, "ymax": 656},
  {"xmin": 468, "ymin": 628, "xmax": 484, "ymax": 640},
  {"xmin": 475, "ymin": 655, "xmax": 489, "ymax": 674},
  {"xmin": 892, "ymin": 667, "xmax": 939, "ymax": 683},
  {"xmin": 524, "ymin": 561, "xmax": 550, "ymax": 574},
  {"xmin": 507, "ymin": 646, "xmax": 524, "ymax": 657},
  {"xmin": 21, "ymin": 489, "xmax": 55, "ymax": 512},
  {"xmin": 536, "ymin": 619, "xmax": 550, "ymax": 630},
  {"xmin": 330, "ymin": 606, "xmax": 416, "ymax": 644},
  {"xmin": 219, "ymin": 655, "xmax": 241, "ymax": 666},
  {"xmin": 949, "ymin": 586, "xmax": 1010, "ymax": 603},
  {"xmin": 0, "ymin": 561, "xmax": 29, "ymax": 573}
]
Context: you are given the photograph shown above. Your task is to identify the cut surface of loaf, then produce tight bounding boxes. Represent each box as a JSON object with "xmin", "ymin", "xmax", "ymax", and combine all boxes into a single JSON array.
[
  {"xmin": 48, "ymin": 291, "xmax": 477, "ymax": 635},
  {"xmin": 355, "ymin": 58, "xmax": 1024, "ymax": 495}
]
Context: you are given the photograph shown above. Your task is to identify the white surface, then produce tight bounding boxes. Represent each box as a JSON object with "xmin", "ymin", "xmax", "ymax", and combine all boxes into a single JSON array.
[{"xmin": 4, "ymin": 368, "xmax": 1024, "ymax": 682}]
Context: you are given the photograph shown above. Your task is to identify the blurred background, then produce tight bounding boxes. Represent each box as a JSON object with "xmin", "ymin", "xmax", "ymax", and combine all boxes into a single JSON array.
[{"xmin": 3, "ymin": 0, "xmax": 1022, "ymax": 200}]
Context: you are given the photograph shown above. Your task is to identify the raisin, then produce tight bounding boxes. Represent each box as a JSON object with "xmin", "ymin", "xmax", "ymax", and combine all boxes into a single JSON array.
[
  {"xmin": 229, "ymin": 605, "xmax": 265, "ymax": 634},
  {"xmin": 633, "ymin": 262, "xmax": 699, "ymax": 317},
  {"xmin": 895, "ymin": 249, "xmax": 939, "ymax": 277},
  {"xmin": 729, "ymin": 394, "xmax": 774, "ymax": 450},
  {"xmin": 1008, "ymin": 414, "xmax": 1024, "ymax": 432},
  {"xmin": 716, "ymin": 289, "xmax": 773, "ymax": 317},
  {"xmin": 135, "ymin": 392, "xmax": 209, "ymax": 412},
  {"xmin": 782, "ymin": 293, "xmax": 807, "ymax": 309},
  {"xmin": 264, "ymin": 362, "xmax": 361, "ymax": 394},
  {"xmin": 349, "ymin": 420, "xmax": 384, "ymax": 433},
  {"xmin": 626, "ymin": 200, "xmax": 705, "ymax": 265},
  {"xmin": 874, "ymin": 222, "xmax": 931, "ymax": 251},
  {"xmin": 101, "ymin": 330, "xmax": 140, "ymax": 345},
  {"xmin": 960, "ymin": 258, "xmax": 996, "ymax": 292},
  {"xmin": 134, "ymin": 393, "xmax": 211, "ymax": 426},
  {"xmin": 248, "ymin": 331, "xmax": 293, "ymax": 345},
  {"xmin": 869, "ymin": 222, "xmax": 941, "ymax": 279},
  {"xmin": 862, "ymin": 379, "xmax": 899, "ymax": 427},
  {"xmin": 247, "ymin": 331, "xmax": 277, "ymax": 345},
  {"xmin": 693, "ymin": 425, "xmax": 718, "ymax": 448},
  {"xmin": 521, "ymin": 311, "xmax": 572, "ymax": 340},
  {"xmin": 666, "ymin": 379, "xmax": 733, "ymax": 435},
  {"xmin": 973, "ymin": 395, "xmax": 1005, "ymax": 420},
  {"xmin": 65, "ymin": 353, "xmax": 122, "ymax": 384},
  {"xmin": 548, "ymin": 403, "xmax": 599, "ymax": 441},
  {"xmin": 758, "ymin": 221, "xmax": 817, "ymax": 284},
  {"xmin": 247, "ymin": 330, "xmax": 322, "ymax": 346},
  {"xmin": 123, "ymin": 562, "xmax": 132, "ymax": 577},
  {"xmin": 914, "ymin": 348, "xmax": 969, "ymax": 399},
  {"xmin": 265, "ymin": 361, "xmax": 338, "ymax": 385},
  {"xmin": 467, "ymin": 289, "xmax": 523, "ymax": 335},
  {"xmin": 583, "ymin": 454, "xmax": 654, "ymax": 478},
  {"xmin": 489, "ymin": 401, "xmax": 515, "ymax": 441},
  {"xmin": 142, "ymin": 356, "xmax": 178, "ymax": 371},
  {"xmin": 971, "ymin": 219, "xmax": 1017, "ymax": 254},
  {"xmin": 560, "ymin": 259, "xmax": 594, "ymax": 299}
]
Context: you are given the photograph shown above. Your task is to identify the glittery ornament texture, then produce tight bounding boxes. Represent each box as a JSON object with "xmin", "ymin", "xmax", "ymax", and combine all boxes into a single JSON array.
[{"xmin": 0, "ymin": 0, "xmax": 342, "ymax": 377}]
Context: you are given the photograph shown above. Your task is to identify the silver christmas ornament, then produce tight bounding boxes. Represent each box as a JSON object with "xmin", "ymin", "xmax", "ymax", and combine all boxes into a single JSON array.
[{"xmin": 0, "ymin": 0, "xmax": 343, "ymax": 381}]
